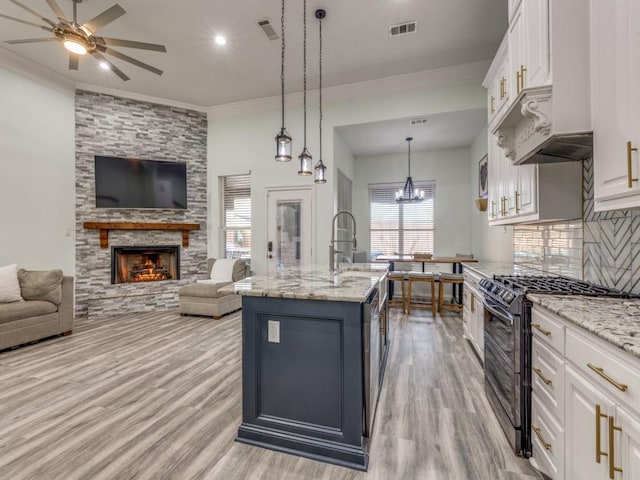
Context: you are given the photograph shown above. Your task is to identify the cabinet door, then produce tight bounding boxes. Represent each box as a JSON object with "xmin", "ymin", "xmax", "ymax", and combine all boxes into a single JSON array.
[
  {"xmin": 473, "ymin": 293, "xmax": 484, "ymax": 358},
  {"xmin": 523, "ymin": 0, "xmax": 550, "ymax": 88},
  {"xmin": 616, "ymin": 406, "xmax": 640, "ymax": 480},
  {"xmin": 509, "ymin": 6, "xmax": 525, "ymax": 98},
  {"xmin": 516, "ymin": 164, "xmax": 537, "ymax": 216},
  {"xmin": 565, "ymin": 365, "xmax": 614, "ymax": 480},
  {"xmin": 592, "ymin": 0, "xmax": 639, "ymax": 205},
  {"xmin": 487, "ymin": 135, "xmax": 501, "ymax": 222}
]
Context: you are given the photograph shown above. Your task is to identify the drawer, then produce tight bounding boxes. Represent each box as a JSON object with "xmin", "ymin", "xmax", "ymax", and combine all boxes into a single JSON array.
[
  {"xmin": 531, "ymin": 393, "xmax": 565, "ymax": 480},
  {"xmin": 530, "ymin": 305, "xmax": 565, "ymax": 353},
  {"xmin": 463, "ymin": 270, "xmax": 483, "ymax": 291},
  {"xmin": 566, "ymin": 328, "xmax": 640, "ymax": 409},
  {"xmin": 532, "ymin": 336, "xmax": 565, "ymax": 421}
]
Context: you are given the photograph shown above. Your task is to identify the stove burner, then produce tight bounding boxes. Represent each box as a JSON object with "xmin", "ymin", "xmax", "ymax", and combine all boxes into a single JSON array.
[{"xmin": 493, "ymin": 275, "xmax": 632, "ymax": 298}]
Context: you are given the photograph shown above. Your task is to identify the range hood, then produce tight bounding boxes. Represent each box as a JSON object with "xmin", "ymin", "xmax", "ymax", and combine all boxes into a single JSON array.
[{"xmin": 492, "ymin": 85, "xmax": 592, "ymax": 165}]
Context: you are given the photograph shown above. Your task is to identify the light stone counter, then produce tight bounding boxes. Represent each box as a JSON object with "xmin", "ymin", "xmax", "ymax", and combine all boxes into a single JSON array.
[
  {"xmin": 462, "ymin": 262, "xmax": 553, "ymax": 278},
  {"xmin": 219, "ymin": 263, "xmax": 388, "ymax": 303},
  {"xmin": 527, "ymin": 294, "xmax": 640, "ymax": 359}
]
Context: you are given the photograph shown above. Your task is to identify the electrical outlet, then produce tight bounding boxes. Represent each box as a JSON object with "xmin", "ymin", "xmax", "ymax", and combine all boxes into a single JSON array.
[{"xmin": 268, "ymin": 320, "xmax": 280, "ymax": 343}]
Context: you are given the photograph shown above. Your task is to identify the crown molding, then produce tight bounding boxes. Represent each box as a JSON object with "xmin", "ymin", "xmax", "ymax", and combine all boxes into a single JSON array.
[
  {"xmin": 207, "ymin": 61, "xmax": 490, "ymax": 117},
  {"xmin": 75, "ymin": 83, "xmax": 208, "ymax": 112}
]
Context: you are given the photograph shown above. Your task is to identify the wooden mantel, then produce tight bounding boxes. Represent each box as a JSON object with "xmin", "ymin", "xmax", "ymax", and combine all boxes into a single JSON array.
[{"xmin": 83, "ymin": 222, "xmax": 200, "ymax": 248}]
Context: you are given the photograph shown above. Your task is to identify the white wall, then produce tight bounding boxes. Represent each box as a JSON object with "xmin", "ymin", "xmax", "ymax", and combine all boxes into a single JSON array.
[
  {"xmin": 469, "ymin": 126, "xmax": 513, "ymax": 262},
  {"xmin": 0, "ymin": 50, "xmax": 76, "ymax": 273},
  {"xmin": 208, "ymin": 62, "xmax": 489, "ymax": 274},
  {"xmin": 353, "ymin": 148, "xmax": 473, "ymax": 258}
]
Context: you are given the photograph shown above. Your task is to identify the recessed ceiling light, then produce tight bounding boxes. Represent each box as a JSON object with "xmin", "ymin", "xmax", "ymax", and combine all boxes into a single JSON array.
[
  {"xmin": 214, "ymin": 35, "xmax": 226, "ymax": 46},
  {"xmin": 99, "ymin": 61, "xmax": 110, "ymax": 70}
]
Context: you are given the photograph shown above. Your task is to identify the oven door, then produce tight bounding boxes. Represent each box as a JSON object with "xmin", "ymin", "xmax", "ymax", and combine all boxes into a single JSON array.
[{"xmin": 483, "ymin": 297, "xmax": 521, "ymax": 429}]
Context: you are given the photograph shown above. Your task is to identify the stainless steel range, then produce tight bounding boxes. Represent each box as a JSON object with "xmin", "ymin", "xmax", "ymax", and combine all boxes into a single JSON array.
[{"xmin": 479, "ymin": 275, "xmax": 634, "ymax": 458}]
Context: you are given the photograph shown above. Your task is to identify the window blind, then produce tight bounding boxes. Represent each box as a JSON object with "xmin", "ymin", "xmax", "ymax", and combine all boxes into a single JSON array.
[
  {"xmin": 369, "ymin": 181, "xmax": 435, "ymax": 258},
  {"xmin": 337, "ymin": 170, "xmax": 354, "ymax": 261},
  {"xmin": 220, "ymin": 174, "xmax": 251, "ymax": 260}
]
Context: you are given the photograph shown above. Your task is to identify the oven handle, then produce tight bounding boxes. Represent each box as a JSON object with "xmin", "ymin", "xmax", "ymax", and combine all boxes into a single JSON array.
[{"xmin": 482, "ymin": 297, "xmax": 515, "ymax": 324}]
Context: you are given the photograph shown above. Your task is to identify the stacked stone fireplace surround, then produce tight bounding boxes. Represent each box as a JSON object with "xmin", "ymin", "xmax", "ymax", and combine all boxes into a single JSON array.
[{"xmin": 75, "ymin": 90, "xmax": 207, "ymax": 318}]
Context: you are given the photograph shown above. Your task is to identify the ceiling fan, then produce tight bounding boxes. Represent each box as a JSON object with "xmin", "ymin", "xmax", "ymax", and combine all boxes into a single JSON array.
[{"xmin": 0, "ymin": 0, "xmax": 166, "ymax": 81}]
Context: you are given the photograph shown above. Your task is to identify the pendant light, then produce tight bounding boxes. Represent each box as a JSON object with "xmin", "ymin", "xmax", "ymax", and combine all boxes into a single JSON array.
[
  {"xmin": 396, "ymin": 137, "xmax": 424, "ymax": 202},
  {"xmin": 275, "ymin": 0, "xmax": 292, "ymax": 162},
  {"xmin": 314, "ymin": 8, "xmax": 327, "ymax": 184},
  {"xmin": 298, "ymin": 0, "xmax": 313, "ymax": 175}
]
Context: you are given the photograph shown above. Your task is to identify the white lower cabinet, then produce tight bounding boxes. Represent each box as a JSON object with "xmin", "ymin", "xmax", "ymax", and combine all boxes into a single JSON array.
[
  {"xmin": 564, "ymin": 364, "xmax": 613, "ymax": 480},
  {"xmin": 463, "ymin": 270, "xmax": 484, "ymax": 361},
  {"xmin": 530, "ymin": 305, "xmax": 640, "ymax": 479}
]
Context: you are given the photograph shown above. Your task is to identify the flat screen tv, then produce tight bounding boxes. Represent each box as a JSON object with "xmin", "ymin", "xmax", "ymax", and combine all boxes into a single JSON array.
[{"xmin": 95, "ymin": 156, "xmax": 187, "ymax": 209}]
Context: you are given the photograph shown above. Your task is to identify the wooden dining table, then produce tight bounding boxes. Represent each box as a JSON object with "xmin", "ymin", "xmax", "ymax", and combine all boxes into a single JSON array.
[{"xmin": 374, "ymin": 255, "xmax": 478, "ymax": 305}]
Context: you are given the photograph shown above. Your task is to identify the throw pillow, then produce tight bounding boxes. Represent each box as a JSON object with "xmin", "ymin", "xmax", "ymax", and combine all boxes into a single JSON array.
[
  {"xmin": 18, "ymin": 269, "xmax": 64, "ymax": 305},
  {"xmin": 0, "ymin": 264, "xmax": 22, "ymax": 303},
  {"xmin": 209, "ymin": 259, "xmax": 238, "ymax": 283}
]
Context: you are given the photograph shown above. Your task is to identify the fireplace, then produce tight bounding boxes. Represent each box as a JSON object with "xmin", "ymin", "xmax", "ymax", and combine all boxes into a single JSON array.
[{"xmin": 111, "ymin": 246, "xmax": 180, "ymax": 284}]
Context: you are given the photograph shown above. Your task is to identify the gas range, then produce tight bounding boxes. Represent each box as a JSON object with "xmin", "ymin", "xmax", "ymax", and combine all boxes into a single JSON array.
[{"xmin": 479, "ymin": 275, "xmax": 633, "ymax": 315}]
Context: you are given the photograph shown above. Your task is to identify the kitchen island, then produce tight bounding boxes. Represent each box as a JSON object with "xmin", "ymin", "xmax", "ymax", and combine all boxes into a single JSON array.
[{"xmin": 219, "ymin": 264, "xmax": 389, "ymax": 471}]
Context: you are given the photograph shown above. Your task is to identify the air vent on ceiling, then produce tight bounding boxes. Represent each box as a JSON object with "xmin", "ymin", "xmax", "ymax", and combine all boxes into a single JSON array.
[
  {"xmin": 258, "ymin": 19, "xmax": 279, "ymax": 41},
  {"xmin": 411, "ymin": 118, "xmax": 428, "ymax": 126},
  {"xmin": 389, "ymin": 21, "xmax": 417, "ymax": 38}
]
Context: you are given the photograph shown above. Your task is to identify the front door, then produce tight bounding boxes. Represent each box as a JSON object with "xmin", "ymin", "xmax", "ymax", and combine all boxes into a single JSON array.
[{"xmin": 266, "ymin": 188, "xmax": 313, "ymax": 273}]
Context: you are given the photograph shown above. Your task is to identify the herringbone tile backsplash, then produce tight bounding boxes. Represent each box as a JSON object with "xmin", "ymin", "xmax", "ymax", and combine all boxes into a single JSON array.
[{"xmin": 513, "ymin": 156, "xmax": 640, "ymax": 294}]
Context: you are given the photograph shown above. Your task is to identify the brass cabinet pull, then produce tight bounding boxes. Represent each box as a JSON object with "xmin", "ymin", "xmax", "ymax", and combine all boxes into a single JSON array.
[
  {"xmin": 595, "ymin": 404, "xmax": 608, "ymax": 463},
  {"xmin": 490, "ymin": 96, "xmax": 495, "ymax": 114},
  {"xmin": 520, "ymin": 65, "xmax": 527, "ymax": 90},
  {"xmin": 501, "ymin": 77, "xmax": 507, "ymax": 99},
  {"xmin": 533, "ymin": 367, "xmax": 552, "ymax": 385},
  {"xmin": 515, "ymin": 190, "xmax": 520, "ymax": 214},
  {"xmin": 587, "ymin": 363, "xmax": 629, "ymax": 392},
  {"xmin": 491, "ymin": 201, "xmax": 497, "ymax": 219},
  {"xmin": 531, "ymin": 323, "xmax": 551, "ymax": 336},
  {"xmin": 608, "ymin": 415, "xmax": 623, "ymax": 478},
  {"xmin": 470, "ymin": 292, "xmax": 475, "ymax": 313},
  {"xmin": 500, "ymin": 196, "xmax": 507, "ymax": 216},
  {"xmin": 627, "ymin": 141, "xmax": 638, "ymax": 188},
  {"xmin": 516, "ymin": 70, "xmax": 522, "ymax": 94},
  {"xmin": 532, "ymin": 424, "xmax": 551, "ymax": 450}
]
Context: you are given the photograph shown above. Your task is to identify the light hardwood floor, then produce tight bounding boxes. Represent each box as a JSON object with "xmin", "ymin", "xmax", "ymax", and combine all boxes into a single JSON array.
[{"xmin": 0, "ymin": 308, "xmax": 543, "ymax": 480}]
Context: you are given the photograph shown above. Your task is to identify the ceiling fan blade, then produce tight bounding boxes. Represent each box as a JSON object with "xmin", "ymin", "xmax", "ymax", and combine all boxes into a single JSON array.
[
  {"xmin": 98, "ymin": 37, "xmax": 166, "ymax": 52},
  {"xmin": 103, "ymin": 47, "xmax": 163, "ymax": 76},
  {"xmin": 92, "ymin": 51, "xmax": 130, "ymax": 81},
  {"xmin": 5, "ymin": 37, "xmax": 58, "ymax": 44},
  {"xmin": 82, "ymin": 4, "xmax": 125, "ymax": 34},
  {"xmin": 45, "ymin": 0, "xmax": 68, "ymax": 22},
  {"xmin": 69, "ymin": 54, "xmax": 79, "ymax": 70},
  {"xmin": 8, "ymin": 0, "xmax": 56, "ymax": 27},
  {"xmin": 0, "ymin": 13, "xmax": 51, "ymax": 31}
]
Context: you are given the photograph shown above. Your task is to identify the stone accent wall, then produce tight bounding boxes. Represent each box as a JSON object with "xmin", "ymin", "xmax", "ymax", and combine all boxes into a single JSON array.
[{"xmin": 75, "ymin": 90, "xmax": 207, "ymax": 317}]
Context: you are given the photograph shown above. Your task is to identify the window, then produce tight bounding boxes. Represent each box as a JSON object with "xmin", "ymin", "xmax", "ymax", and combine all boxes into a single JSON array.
[
  {"xmin": 369, "ymin": 181, "xmax": 435, "ymax": 258},
  {"xmin": 220, "ymin": 174, "xmax": 251, "ymax": 261}
]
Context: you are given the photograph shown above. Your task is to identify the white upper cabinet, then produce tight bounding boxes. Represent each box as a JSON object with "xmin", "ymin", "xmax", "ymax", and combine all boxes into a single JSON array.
[
  {"xmin": 592, "ymin": 0, "xmax": 640, "ymax": 211},
  {"xmin": 508, "ymin": 0, "xmax": 522, "ymax": 23},
  {"xmin": 522, "ymin": 0, "xmax": 550, "ymax": 89}
]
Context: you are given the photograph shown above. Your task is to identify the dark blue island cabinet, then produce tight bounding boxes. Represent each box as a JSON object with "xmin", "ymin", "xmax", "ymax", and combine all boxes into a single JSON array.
[{"xmin": 236, "ymin": 289, "xmax": 388, "ymax": 471}]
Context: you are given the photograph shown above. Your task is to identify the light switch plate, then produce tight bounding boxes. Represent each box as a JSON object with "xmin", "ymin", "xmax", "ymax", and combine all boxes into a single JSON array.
[{"xmin": 268, "ymin": 320, "xmax": 280, "ymax": 343}]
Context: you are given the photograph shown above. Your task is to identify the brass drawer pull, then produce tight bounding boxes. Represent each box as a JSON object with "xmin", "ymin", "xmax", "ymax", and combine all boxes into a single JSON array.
[
  {"xmin": 532, "ymin": 424, "xmax": 551, "ymax": 450},
  {"xmin": 587, "ymin": 363, "xmax": 628, "ymax": 392},
  {"xmin": 608, "ymin": 415, "xmax": 623, "ymax": 478},
  {"xmin": 533, "ymin": 367, "xmax": 552, "ymax": 385},
  {"xmin": 490, "ymin": 95, "xmax": 495, "ymax": 114},
  {"xmin": 627, "ymin": 141, "xmax": 638, "ymax": 188},
  {"xmin": 595, "ymin": 404, "xmax": 608, "ymax": 463},
  {"xmin": 531, "ymin": 323, "xmax": 551, "ymax": 336}
]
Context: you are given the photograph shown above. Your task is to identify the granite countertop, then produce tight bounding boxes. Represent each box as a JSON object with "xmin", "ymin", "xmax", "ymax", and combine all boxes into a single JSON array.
[
  {"xmin": 527, "ymin": 294, "xmax": 640, "ymax": 360},
  {"xmin": 219, "ymin": 263, "xmax": 388, "ymax": 303},
  {"xmin": 462, "ymin": 262, "xmax": 551, "ymax": 278}
]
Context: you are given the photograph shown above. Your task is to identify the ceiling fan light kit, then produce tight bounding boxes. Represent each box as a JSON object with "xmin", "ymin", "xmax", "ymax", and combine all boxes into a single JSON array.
[{"xmin": 1, "ymin": 0, "xmax": 167, "ymax": 81}]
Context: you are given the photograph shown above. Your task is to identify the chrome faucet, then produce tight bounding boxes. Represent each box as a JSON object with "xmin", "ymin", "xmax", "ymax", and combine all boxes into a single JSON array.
[{"xmin": 329, "ymin": 210, "xmax": 357, "ymax": 273}]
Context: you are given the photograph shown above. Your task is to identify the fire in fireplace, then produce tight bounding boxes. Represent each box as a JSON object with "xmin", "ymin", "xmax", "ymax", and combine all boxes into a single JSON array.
[{"xmin": 111, "ymin": 246, "xmax": 180, "ymax": 284}]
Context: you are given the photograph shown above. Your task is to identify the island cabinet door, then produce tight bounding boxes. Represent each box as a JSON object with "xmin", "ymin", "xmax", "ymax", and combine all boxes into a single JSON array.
[{"xmin": 238, "ymin": 296, "xmax": 368, "ymax": 469}]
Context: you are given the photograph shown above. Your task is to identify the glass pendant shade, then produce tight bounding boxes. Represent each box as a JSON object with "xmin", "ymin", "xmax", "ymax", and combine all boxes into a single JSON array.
[
  {"xmin": 275, "ymin": 128, "xmax": 292, "ymax": 162},
  {"xmin": 314, "ymin": 159, "xmax": 326, "ymax": 183},
  {"xmin": 298, "ymin": 148, "xmax": 313, "ymax": 175}
]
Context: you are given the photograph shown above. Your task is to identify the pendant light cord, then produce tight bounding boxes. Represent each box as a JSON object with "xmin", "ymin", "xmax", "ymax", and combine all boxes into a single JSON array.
[
  {"xmin": 280, "ymin": 0, "xmax": 285, "ymax": 130},
  {"xmin": 408, "ymin": 138, "xmax": 411, "ymax": 176},
  {"xmin": 303, "ymin": 0, "xmax": 307, "ymax": 147},
  {"xmin": 319, "ymin": 14, "xmax": 323, "ymax": 161}
]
